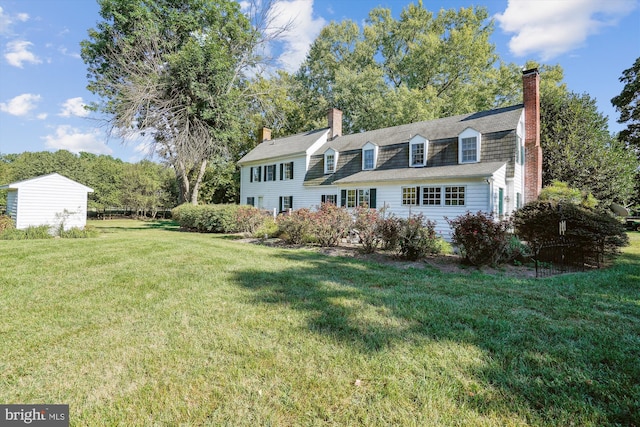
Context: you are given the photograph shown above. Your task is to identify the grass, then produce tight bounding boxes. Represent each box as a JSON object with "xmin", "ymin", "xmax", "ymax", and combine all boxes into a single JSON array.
[{"xmin": 1, "ymin": 220, "xmax": 638, "ymax": 426}]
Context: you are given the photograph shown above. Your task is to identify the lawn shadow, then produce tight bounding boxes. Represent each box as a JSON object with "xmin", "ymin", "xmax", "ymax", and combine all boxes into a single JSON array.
[{"xmin": 232, "ymin": 246, "xmax": 640, "ymax": 424}]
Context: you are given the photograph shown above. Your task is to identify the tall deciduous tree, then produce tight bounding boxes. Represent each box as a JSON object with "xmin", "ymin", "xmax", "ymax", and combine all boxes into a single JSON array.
[
  {"xmin": 81, "ymin": 0, "xmax": 286, "ymax": 204},
  {"xmin": 292, "ymin": 4, "xmax": 521, "ymax": 133}
]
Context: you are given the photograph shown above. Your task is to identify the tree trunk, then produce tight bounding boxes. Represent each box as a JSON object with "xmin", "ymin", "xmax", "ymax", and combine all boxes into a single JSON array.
[{"xmin": 190, "ymin": 159, "xmax": 208, "ymax": 205}]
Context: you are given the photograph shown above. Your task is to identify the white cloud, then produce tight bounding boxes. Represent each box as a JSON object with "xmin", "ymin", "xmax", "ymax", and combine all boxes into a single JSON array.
[
  {"xmin": 43, "ymin": 125, "xmax": 113, "ymax": 155},
  {"xmin": 4, "ymin": 39, "xmax": 41, "ymax": 67},
  {"xmin": 267, "ymin": 0, "xmax": 327, "ymax": 72},
  {"xmin": 0, "ymin": 93, "xmax": 41, "ymax": 116},
  {"xmin": 0, "ymin": 7, "xmax": 29, "ymax": 35},
  {"xmin": 495, "ymin": 0, "xmax": 637, "ymax": 60},
  {"xmin": 59, "ymin": 97, "xmax": 89, "ymax": 117}
]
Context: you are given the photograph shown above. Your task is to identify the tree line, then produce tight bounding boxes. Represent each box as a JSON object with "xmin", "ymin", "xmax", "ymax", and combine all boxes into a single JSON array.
[{"xmin": 0, "ymin": 151, "xmax": 237, "ymax": 217}]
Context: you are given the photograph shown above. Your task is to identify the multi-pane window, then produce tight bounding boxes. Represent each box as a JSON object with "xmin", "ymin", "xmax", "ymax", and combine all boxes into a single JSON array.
[
  {"xmin": 280, "ymin": 162, "xmax": 294, "ymax": 180},
  {"xmin": 250, "ymin": 166, "xmax": 262, "ymax": 182},
  {"xmin": 402, "ymin": 187, "xmax": 418, "ymax": 206},
  {"xmin": 445, "ymin": 186, "xmax": 465, "ymax": 206},
  {"xmin": 461, "ymin": 137, "xmax": 477, "ymax": 163},
  {"xmin": 265, "ymin": 164, "xmax": 276, "ymax": 181},
  {"xmin": 411, "ymin": 142, "xmax": 425, "ymax": 166},
  {"xmin": 279, "ymin": 196, "xmax": 293, "ymax": 212},
  {"xmin": 363, "ymin": 149, "xmax": 375, "ymax": 170},
  {"xmin": 516, "ymin": 135, "xmax": 524, "ymax": 165},
  {"xmin": 358, "ymin": 189, "xmax": 370, "ymax": 207},
  {"xmin": 325, "ymin": 153, "xmax": 335, "ymax": 173},
  {"xmin": 246, "ymin": 197, "xmax": 255, "ymax": 206},
  {"xmin": 346, "ymin": 189, "xmax": 357, "ymax": 208},
  {"xmin": 321, "ymin": 194, "xmax": 337, "ymax": 205},
  {"xmin": 422, "ymin": 187, "xmax": 441, "ymax": 205}
]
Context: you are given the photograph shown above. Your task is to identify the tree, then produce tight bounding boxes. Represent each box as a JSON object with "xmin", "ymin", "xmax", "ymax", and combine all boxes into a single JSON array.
[
  {"xmin": 81, "ymin": 0, "xmax": 287, "ymax": 204},
  {"xmin": 611, "ymin": 57, "xmax": 640, "ymax": 153},
  {"xmin": 540, "ymin": 89, "xmax": 638, "ymax": 206},
  {"xmin": 292, "ymin": 4, "xmax": 521, "ymax": 133}
]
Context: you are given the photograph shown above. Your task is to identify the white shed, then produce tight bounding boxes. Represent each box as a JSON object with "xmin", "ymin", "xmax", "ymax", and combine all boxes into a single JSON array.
[{"xmin": 1, "ymin": 173, "xmax": 94, "ymax": 231}]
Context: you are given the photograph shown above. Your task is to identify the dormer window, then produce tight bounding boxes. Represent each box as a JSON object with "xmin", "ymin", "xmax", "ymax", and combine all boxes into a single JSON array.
[
  {"xmin": 362, "ymin": 142, "xmax": 378, "ymax": 170},
  {"xmin": 409, "ymin": 135, "xmax": 428, "ymax": 167},
  {"xmin": 324, "ymin": 148, "xmax": 337, "ymax": 174},
  {"xmin": 458, "ymin": 128, "xmax": 481, "ymax": 164}
]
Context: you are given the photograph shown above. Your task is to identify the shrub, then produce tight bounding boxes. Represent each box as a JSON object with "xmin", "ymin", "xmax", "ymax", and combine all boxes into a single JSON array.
[
  {"xmin": 513, "ymin": 201, "xmax": 628, "ymax": 259},
  {"xmin": 59, "ymin": 225, "xmax": 100, "ymax": 239},
  {"xmin": 253, "ymin": 216, "xmax": 279, "ymax": 239},
  {"xmin": 447, "ymin": 211, "xmax": 511, "ymax": 266},
  {"xmin": 353, "ymin": 206, "xmax": 381, "ymax": 253},
  {"xmin": 312, "ymin": 203, "xmax": 352, "ymax": 247},
  {"xmin": 502, "ymin": 234, "xmax": 533, "ymax": 265},
  {"xmin": 171, "ymin": 203, "xmax": 239, "ymax": 233},
  {"xmin": 377, "ymin": 215, "xmax": 401, "ymax": 251},
  {"xmin": 277, "ymin": 208, "xmax": 313, "ymax": 244},
  {"xmin": 0, "ymin": 215, "xmax": 14, "ymax": 232},
  {"xmin": 397, "ymin": 214, "xmax": 439, "ymax": 261},
  {"xmin": 235, "ymin": 205, "xmax": 269, "ymax": 234}
]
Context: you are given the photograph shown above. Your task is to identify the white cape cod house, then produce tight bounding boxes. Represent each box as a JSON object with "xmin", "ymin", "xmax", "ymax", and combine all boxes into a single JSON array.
[{"xmin": 239, "ymin": 69, "xmax": 542, "ymax": 238}]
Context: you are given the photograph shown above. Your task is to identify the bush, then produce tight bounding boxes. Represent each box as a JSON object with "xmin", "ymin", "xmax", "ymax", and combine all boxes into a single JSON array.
[
  {"xmin": 377, "ymin": 215, "xmax": 401, "ymax": 251},
  {"xmin": 513, "ymin": 201, "xmax": 628, "ymax": 258},
  {"xmin": 312, "ymin": 203, "xmax": 352, "ymax": 247},
  {"xmin": 277, "ymin": 209, "xmax": 313, "ymax": 244},
  {"xmin": 502, "ymin": 234, "xmax": 533, "ymax": 265},
  {"xmin": 59, "ymin": 225, "xmax": 100, "ymax": 239},
  {"xmin": 171, "ymin": 203, "xmax": 239, "ymax": 233},
  {"xmin": 253, "ymin": 216, "xmax": 279, "ymax": 239},
  {"xmin": 235, "ymin": 205, "xmax": 269, "ymax": 234},
  {"xmin": 447, "ymin": 211, "xmax": 511, "ymax": 267},
  {"xmin": 353, "ymin": 206, "xmax": 381, "ymax": 253},
  {"xmin": 0, "ymin": 214, "xmax": 14, "ymax": 232},
  {"xmin": 397, "ymin": 214, "xmax": 439, "ymax": 261}
]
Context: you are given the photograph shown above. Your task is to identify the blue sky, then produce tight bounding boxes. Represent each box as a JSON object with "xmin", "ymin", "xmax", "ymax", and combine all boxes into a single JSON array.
[{"xmin": 0, "ymin": 0, "xmax": 638, "ymax": 162}]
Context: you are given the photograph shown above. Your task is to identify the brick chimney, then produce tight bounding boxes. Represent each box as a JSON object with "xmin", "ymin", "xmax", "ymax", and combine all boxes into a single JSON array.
[
  {"xmin": 523, "ymin": 68, "xmax": 542, "ymax": 203},
  {"xmin": 258, "ymin": 127, "xmax": 271, "ymax": 143},
  {"xmin": 327, "ymin": 108, "xmax": 342, "ymax": 140}
]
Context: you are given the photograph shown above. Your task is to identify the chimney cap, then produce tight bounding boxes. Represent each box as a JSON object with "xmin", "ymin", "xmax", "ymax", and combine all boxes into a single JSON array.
[{"xmin": 522, "ymin": 67, "xmax": 539, "ymax": 76}]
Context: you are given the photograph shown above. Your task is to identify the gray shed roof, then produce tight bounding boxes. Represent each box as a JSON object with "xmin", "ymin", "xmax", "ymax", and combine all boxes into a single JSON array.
[
  {"xmin": 238, "ymin": 128, "xmax": 329, "ymax": 164},
  {"xmin": 329, "ymin": 161, "xmax": 506, "ymax": 185},
  {"xmin": 314, "ymin": 104, "xmax": 523, "ymax": 154}
]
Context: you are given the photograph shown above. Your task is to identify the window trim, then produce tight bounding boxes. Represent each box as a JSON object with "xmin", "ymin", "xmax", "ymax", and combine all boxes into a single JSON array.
[
  {"xmin": 458, "ymin": 128, "xmax": 481, "ymax": 164},
  {"xmin": 340, "ymin": 188, "xmax": 377, "ymax": 208},
  {"xmin": 421, "ymin": 186, "xmax": 442, "ymax": 206},
  {"xmin": 409, "ymin": 135, "xmax": 428, "ymax": 167},
  {"xmin": 401, "ymin": 186, "xmax": 419, "ymax": 206},
  {"xmin": 362, "ymin": 142, "xmax": 378, "ymax": 170},
  {"xmin": 280, "ymin": 161, "xmax": 294, "ymax": 180},
  {"xmin": 324, "ymin": 149, "xmax": 337, "ymax": 174},
  {"xmin": 444, "ymin": 186, "xmax": 466, "ymax": 206}
]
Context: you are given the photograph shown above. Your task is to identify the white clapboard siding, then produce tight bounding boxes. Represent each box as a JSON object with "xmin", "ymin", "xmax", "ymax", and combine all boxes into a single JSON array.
[{"xmin": 2, "ymin": 173, "xmax": 93, "ymax": 230}]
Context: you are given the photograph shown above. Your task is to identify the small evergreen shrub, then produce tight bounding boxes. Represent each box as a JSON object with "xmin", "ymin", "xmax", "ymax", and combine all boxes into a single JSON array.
[
  {"xmin": 447, "ymin": 211, "xmax": 511, "ymax": 266},
  {"xmin": 353, "ymin": 206, "xmax": 381, "ymax": 253},
  {"xmin": 501, "ymin": 234, "xmax": 533, "ymax": 265},
  {"xmin": 312, "ymin": 203, "xmax": 352, "ymax": 247},
  {"xmin": 0, "ymin": 214, "xmax": 14, "ymax": 233},
  {"xmin": 397, "ymin": 214, "xmax": 439, "ymax": 260},
  {"xmin": 277, "ymin": 208, "xmax": 313, "ymax": 244}
]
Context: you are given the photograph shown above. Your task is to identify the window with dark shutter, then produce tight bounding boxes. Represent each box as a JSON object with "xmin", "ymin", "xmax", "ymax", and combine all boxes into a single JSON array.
[
  {"xmin": 369, "ymin": 188, "xmax": 377, "ymax": 208},
  {"xmin": 340, "ymin": 190, "xmax": 347, "ymax": 207}
]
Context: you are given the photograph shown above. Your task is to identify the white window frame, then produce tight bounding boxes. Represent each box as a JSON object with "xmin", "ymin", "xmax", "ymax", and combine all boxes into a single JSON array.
[
  {"xmin": 324, "ymin": 149, "xmax": 337, "ymax": 174},
  {"xmin": 346, "ymin": 189, "xmax": 357, "ymax": 208},
  {"xmin": 458, "ymin": 128, "xmax": 481, "ymax": 164},
  {"xmin": 362, "ymin": 142, "xmax": 378, "ymax": 170},
  {"xmin": 422, "ymin": 186, "xmax": 441, "ymax": 205},
  {"xmin": 401, "ymin": 187, "xmax": 418, "ymax": 206},
  {"xmin": 409, "ymin": 135, "xmax": 428, "ymax": 167},
  {"xmin": 445, "ymin": 186, "xmax": 466, "ymax": 206}
]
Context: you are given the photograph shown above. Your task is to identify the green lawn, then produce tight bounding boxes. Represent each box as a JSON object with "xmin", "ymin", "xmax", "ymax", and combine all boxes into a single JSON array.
[{"xmin": 1, "ymin": 221, "xmax": 638, "ymax": 426}]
